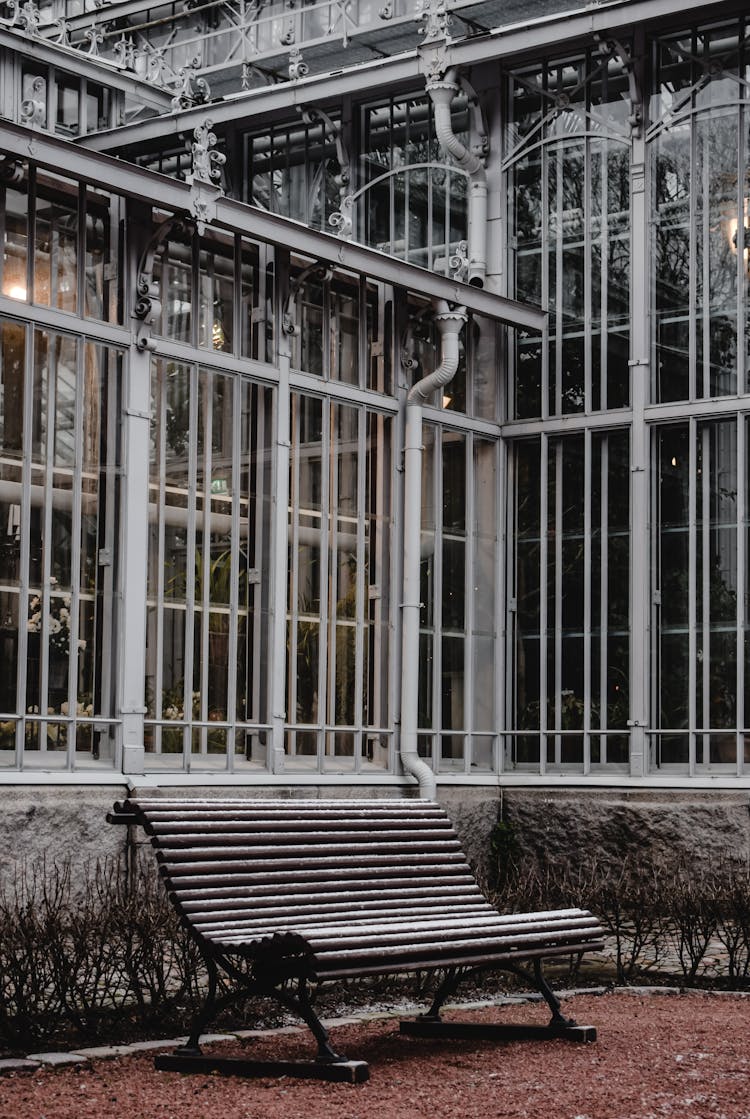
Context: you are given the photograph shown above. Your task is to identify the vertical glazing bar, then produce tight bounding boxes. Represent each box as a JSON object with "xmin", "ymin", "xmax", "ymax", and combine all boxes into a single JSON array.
[
  {"xmin": 599, "ymin": 436, "xmax": 609, "ymax": 765},
  {"xmin": 182, "ymin": 363, "xmax": 198, "ymax": 770},
  {"xmin": 464, "ymin": 431, "xmax": 474, "ymax": 774},
  {"xmin": 736, "ymin": 414, "xmax": 745, "ymax": 774},
  {"xmin": 554, "ymin": 439, "xmax": 563, "ymax": 766},
  {"xmin": 286, "ymin": 395, "xmax": 300, "ymax": 763},
  {"xmin": 318, "ymin": 400, "xmax": 331, "ymax": 769},
  {"xmin": 16, "ymin": 323, "xmax": 31, "ymax": 768},
  {"xmin": 496, "ymin": 435, "xmax": 506, "ymax": 775},
  {"xmin": 353, "ymin": 406, "xmax": 366, "ymax": 771},
  {"xmin": 66, "ymin": 337, "xmax": 86, "ymax": 768},
  {"xmin": 153, "ymin": 361, "xmax": 167, "ymax": 757},
  {"xmin": 584, "ymin": 125, "xmax": 592, "ymax": 413},
  {"xmin": 326, "ymin": 402, "xmax": 339, "ymax": 763},
  {"xmin": 271, "ymin": 322, "xmax": 292, "ymax": 773},
  {"xmin": 688, "ymin": 416, "xmax": 697, "ymax": 775},
  {"xmin": 225, "ymin": 373, "xmax": 241, "ymax": 773},
  {"xmin": 198, "ymin": 372, "xmax": 213, "ymax": 757},
  {"xmin": 583, "ymin": 427, "xmax": 592, "ymax": 774},
  {"xmin": 701, "ymin": 424, "xmax": 710, "ymax": 761},
  {"xmin": 554, "ymin": 142, "xmax": 564, "ymax": 417},
  {"xmin": 539, "ymin": 432, "xmax": 548, "ymax": 774},
  {"xmin": 601, "ymin": 124, "xmax": 609, "ymax": 410},
  {"xmin": 690, "ymin": 67, "xmax": 699, "ymax": 402}
]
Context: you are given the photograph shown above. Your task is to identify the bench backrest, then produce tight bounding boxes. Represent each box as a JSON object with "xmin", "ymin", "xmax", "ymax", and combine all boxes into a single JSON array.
[{"xmin": 117, "ymin": 796, "xmax": 491, "ymax": 936}]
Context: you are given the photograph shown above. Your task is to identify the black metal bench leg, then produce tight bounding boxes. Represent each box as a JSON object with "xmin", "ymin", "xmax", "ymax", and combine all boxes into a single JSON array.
[
  {"xmin": 532, "ymin": 959, "xmax": 576, "ymax": 1028},
  {"xmin": 272, "ymin": 980, "xmax": 346, "ymax": 1063},
  {"xmin": 175, "ymin": 957, "xmax": 219, "ymax": 1056}
]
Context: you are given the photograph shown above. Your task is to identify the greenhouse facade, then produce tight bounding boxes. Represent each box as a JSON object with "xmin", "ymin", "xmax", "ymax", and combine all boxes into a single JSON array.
[{"xmin": 1, "ymin": 0, "xmax": 750, "ymax": 826}]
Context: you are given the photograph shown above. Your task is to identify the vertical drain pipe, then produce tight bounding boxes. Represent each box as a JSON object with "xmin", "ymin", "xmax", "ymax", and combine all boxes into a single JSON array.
[
  {"xmin": 426, "ymin": 68, "xmax": 487, "ymax": 288},
  {"xmin": 400, "ymin": 302, "xmax": 467, "ymax": 799}
]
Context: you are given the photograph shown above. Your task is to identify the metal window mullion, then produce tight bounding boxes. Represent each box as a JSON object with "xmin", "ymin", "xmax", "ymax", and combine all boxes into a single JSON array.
[
  {"xmin": 38, "ymin": 334, "xmax": 59, "ymax": 755},
  {"xmin": 225, "ymin": 372, "xmax": 242, "ymax": 774},
  {"xmin": 554, "ymin": 439, "xmax": 563, "ymax": 766},
  {"xmin": 432, "ymin": 426, "xmax": 442, "ymax": 773},
  {"xmin": 737, "ymin": 100, "xmax": 746, "ymax": 396},
  {"xmin": 584, "ymin": 133, "xmax": 593, "ymax": 414},
  {"xmin": 326, "ymin": 402, "xmax": 339, "ymax": 758},
  {"xmin": 600, "ymin": 132, "xmax": 609, "ymax": 410},
  {"xmin": 555, "ymin": 144, "xmax": 564, "ymax": 417},
  {"xmin": 153, "ymin": 362, "xmax": 167, "ymax": 755},
  {"xmin": 97, "ymin": 347, "xmax": 119, "ymax": 745},
  {"xmin": 599, "ymin": 436, "xmax": 610, "ymax": 765},
  {"xmin": 496, "ymin": 435, "xmax": 507, "ymax": 775},
  {"xmin": 317, "ymin": 400, "xmax": 331, "ymax": 769},
  {"xmin": 198, "ymin": 371, "xmax": 213, "ymax": 756},
  {"xmin": 539, "ymin": 432, "xmax": 548, "ymax": 774},
  {"xmin": 690, "ymin": 102, "xmax": 700, "ymax": 402},
  {"xmin": 66, "ymin": 337, "xmax": 87, "ymax": 767},
  {"xmin": 736, "ymin": 414, "xmax": 745, "ymax": 774},
  {"xmin": 249, "ymin": 384, "xmax": 267, "ymax": 738},
  {"xmin": 541, "ymin": 138, "xmax": 550, "ymax": 421},
  {"xmin": 583, "ymin": 428, "xmax": 592, "ymax": 775},
  {"xmin": 287, "ymin": 395, "xmax": 300, "ymax": 755},
  {"xmin": 701, "ymin": 424, "xmax": 711, "ymax": 754},
  {"xmin": 687, "ymin": 416, "xmax": 697, "ymax": 775},
  {"xmin": 353, "ymin": 406, "xmax": 367, "ymax": 773},
  {"xmin": 182, "ymin": 362, "xmax": 199, "ymax": 770},
  {"xmin": 16, "ymin": 322, "xmax": 32, "ymax": 767},
  {"xmin": 464, "ymin": 431, "xmax": 475, "ymax": 775}
]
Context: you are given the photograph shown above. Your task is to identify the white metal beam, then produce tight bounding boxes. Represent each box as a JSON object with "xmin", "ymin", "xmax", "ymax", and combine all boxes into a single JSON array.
[{"xmin": 0, "ymin": 120, "xmax": 546, "ymax": 330}]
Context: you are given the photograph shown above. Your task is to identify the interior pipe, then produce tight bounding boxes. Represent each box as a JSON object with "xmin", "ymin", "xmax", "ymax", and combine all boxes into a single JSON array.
[
  {"xmin": 426, "ymin": 68, "xmax": 487, "ymax": 288},
  {"xmin": 400, "ymin": 301, "xmax": 468, "ymax": 799}
]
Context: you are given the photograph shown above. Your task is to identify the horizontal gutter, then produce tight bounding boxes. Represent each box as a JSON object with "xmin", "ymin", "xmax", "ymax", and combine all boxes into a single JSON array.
[
  {"xmin": 77, "ymin": 0, "xmax": 720, "ymax": 154},
  {"xmin": 0, "ymin": 119, "xmax": 545, "ymax": 330}
]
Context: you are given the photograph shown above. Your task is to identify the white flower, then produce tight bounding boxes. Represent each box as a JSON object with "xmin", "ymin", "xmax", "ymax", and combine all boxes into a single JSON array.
[
  {"xmin": 77, "ymin": 639, "xmax": 87, "ymax": 651},
  {"xmin": 60, "ymin": 702, "xmax": 69, "ymax": 716}
]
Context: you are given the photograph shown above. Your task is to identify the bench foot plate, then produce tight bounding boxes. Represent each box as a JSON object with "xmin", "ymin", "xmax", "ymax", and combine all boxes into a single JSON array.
[
  {"xmin": 154, "ymin": 1053, "xmax": 370, "ymax": 1082},
  {"xmin": 400, "ymin": 1020, "xmax": 597, "ymax": 1044}
]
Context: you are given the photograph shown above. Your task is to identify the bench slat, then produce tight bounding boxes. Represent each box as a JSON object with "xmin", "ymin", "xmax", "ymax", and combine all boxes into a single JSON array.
[
  {"xmin": 157, "ymin": 851, "xmax": 468, "ymax": 876},
  {"xmin": 152, "ymin": 837, "xmax": 462, "ymax": 856}
]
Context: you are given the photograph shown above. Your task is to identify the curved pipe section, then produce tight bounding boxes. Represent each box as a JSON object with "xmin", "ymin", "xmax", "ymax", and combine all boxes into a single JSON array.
[
  {"xmin": 426, "ymin": 68, "xmax": 487, "ymax": 288},
  {"xmin": 400, "ymin": 302, "xmax": 467, "ymax": 799}
]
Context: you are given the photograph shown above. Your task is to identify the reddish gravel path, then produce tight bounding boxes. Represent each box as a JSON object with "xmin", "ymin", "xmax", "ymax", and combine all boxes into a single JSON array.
[{"xmin": 2, "ymin": 992, "xmax": 749, "ymax": 1119}]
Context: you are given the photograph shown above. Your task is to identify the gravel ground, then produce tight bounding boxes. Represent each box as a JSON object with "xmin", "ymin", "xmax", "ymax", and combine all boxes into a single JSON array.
[{"xmin": 2, "ymin": 991, "xmax": 749, "ymax": 1119}]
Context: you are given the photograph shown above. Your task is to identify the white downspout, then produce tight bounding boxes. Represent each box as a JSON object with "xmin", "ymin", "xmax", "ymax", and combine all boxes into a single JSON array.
[
  {"xmin": 400, "ymin": 302, "xmax": 467, "ymax": 799},
  {"xmin": 426, "ymin": 68, "xmax": 487, "ymax": 288}
]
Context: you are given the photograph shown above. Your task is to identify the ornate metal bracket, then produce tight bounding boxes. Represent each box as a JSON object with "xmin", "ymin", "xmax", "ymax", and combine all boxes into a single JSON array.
[
  {"xmin": 415, "ymin": 0, "xmax": 450, "ymax": 43},
  {"xmin": 448, "ymin": 240, "xmax": 468, "ymax": 283},
  {"xmin": 0, "ymin": 157, "xmax": 24, "ymax": 184},
  {"xmin": 598, "ymin": 36, "xmax": 643, "ymax": 138},
  {"xmin": 282, "ymin": 262, "xmax": 332, "ymax": 337},
  {"xmin": 133, "ymin": 216, "xmax": 190, "ymax": 351},
  {"xmin": 84, "ymin": 25, "xmax": 104, "ymax": 55},
  {"xmin": 184, "ymin": 119, "xmax": 226, "ymax": 235},
  {"xmin": 4, "ymin": 0, "xmax": 42, "ymax": 35},
  {"xmin": 300, "ymin": 105, "xmax": 350, "ymax": 235},
  {"xmin": 288, "ymin": 47, "xmax": 308, "ymax": 80},
  {"xmin": 20, "ymin": 75, "xmax": 46, "ymax": 130},
  {"xmin": 171, "ymin": 57, "xmax": 211, "ymax": 111}
]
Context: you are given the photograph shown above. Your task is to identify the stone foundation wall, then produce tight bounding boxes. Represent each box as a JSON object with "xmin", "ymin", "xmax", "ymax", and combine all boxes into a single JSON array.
[{"xmin": 2, "ymin": 784, "xmax": 748, "ymax": 885}]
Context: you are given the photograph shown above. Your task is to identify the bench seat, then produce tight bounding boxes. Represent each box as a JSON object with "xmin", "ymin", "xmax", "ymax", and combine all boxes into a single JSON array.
[{"xmin": 110, "ymin": 795, "xmax": 605, "ymax": 1081}]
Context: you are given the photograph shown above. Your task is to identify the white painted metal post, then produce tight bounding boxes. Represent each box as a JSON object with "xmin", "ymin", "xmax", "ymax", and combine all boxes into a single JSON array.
[
  {"xmin": 270, "ymin": 283, "xmax": 292, "ymax": 773},
  {"xmin": 118, "ymin": 337, "xmax": 151, "ymax": 774},
  {"xmin": 628, "ymin": 31, "xmax": 649, "ymax": 777}
]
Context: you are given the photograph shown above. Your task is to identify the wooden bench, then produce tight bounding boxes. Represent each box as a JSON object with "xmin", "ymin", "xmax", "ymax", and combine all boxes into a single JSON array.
[{"xmin": 109, "ymin": 796, "xmax": 605, "ymax": 1082}]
